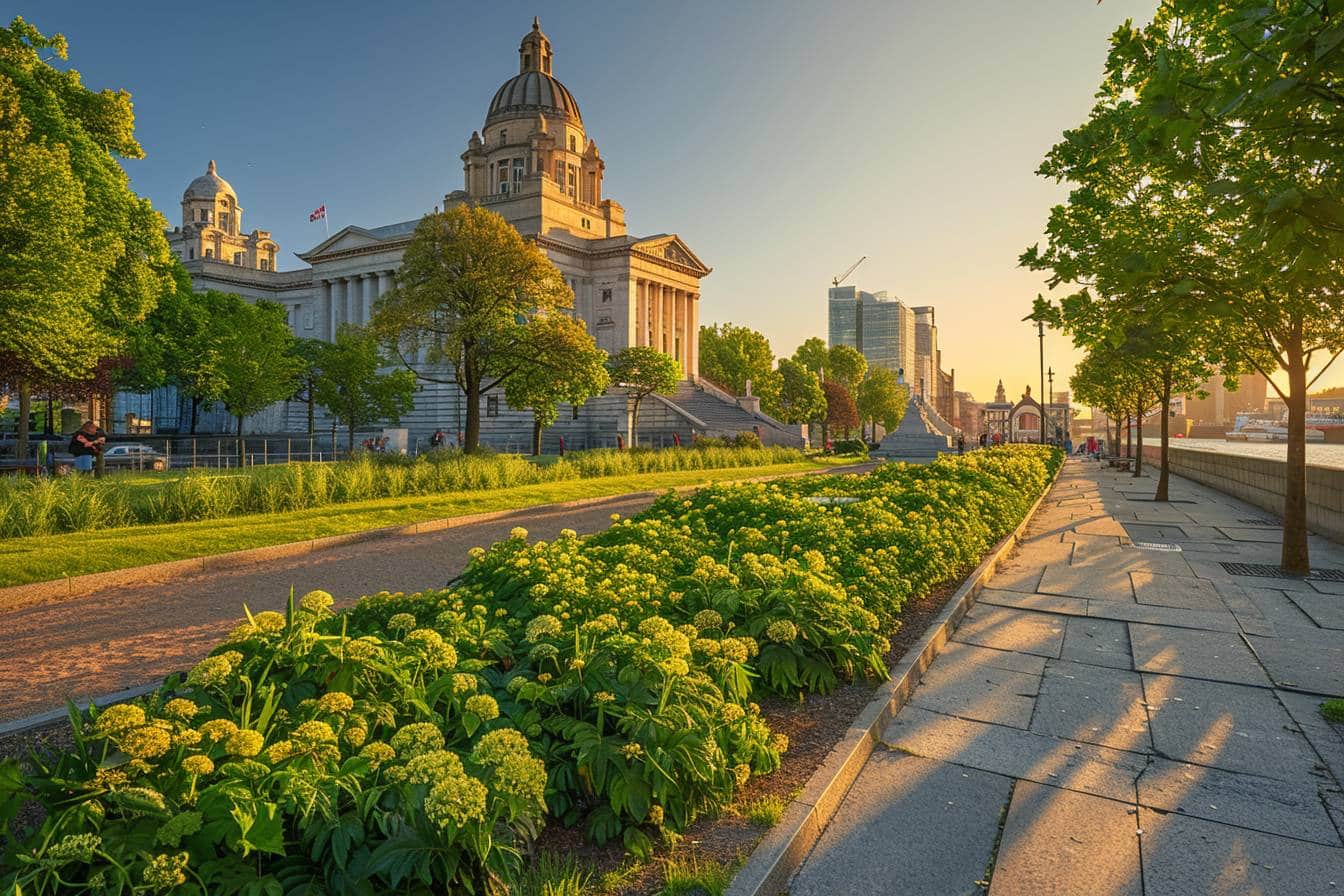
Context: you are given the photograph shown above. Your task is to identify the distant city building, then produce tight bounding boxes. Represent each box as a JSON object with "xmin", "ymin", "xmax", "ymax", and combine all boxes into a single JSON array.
[
  {"xmin": 981, "ymin": 381, "xmax": 1071, "ymax": 444},
  {"xmin": 167, "ymin": 161, "xmax": 279, "ymax": 271},
  {"xmin": 1183, "ymin": 371, "xmax": 1268, "ymax": 425},
  {"xmin": 954, "ymin": 390, "xmax": 982, "ymax": 438},
  {"xmin": 912, "ymin": 306, "xmax": 938, "ymax": 403},
  {"xmin": 827, "ymin": 287, "xmax": 915, "ymax": 378}
]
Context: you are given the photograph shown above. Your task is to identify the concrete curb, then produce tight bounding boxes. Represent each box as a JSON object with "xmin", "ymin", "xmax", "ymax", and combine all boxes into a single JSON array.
[
  {"xmin": 0, "ymin": 464, "xmax": 867, "ymax": 613},
  {"xmin": 725, "ymin": 459, "xmax": 1064, "ymax": 896}
]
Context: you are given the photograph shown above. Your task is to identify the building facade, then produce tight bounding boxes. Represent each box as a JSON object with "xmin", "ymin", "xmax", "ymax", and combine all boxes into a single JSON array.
[{"xmin": 139, "ymin": 20, "xmax": 799, "ymax": 448}]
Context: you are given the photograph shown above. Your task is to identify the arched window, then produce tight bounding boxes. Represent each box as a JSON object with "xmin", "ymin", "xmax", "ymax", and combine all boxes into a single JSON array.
[{"xmin": 205, "ymin": 248, "xmax": 213, "ymax": 258}]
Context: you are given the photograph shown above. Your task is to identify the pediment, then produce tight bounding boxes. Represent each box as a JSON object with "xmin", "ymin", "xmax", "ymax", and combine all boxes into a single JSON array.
[
  {"xmin": 632, "ymin": 234, "xmax": 711, "ymax": 276},
  {"xmin": 296, "ymin": 226, "xmax": 388, "ymax": 261}
]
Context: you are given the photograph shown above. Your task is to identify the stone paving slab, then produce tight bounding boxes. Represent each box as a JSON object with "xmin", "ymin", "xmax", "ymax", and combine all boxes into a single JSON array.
[
  {"xmin": 950, "ymin": 605, "xmax": 1066, "ymax": 658},
  {"xmin": 977, "ymin": 587, "xmax": 1090, "ymax": 617},
  {"xmin": 1059, "ymin": 616, "xmax": 1133, "ymax": 669},
  {"xmin": 928, "ymin": 639, "xmax": 1050, "ymax": 676},
  {"xmin": 909, "ymin": 646, "xmax": 1042, "ymax": 729},
  {"xmin": 1038, "ymin": 562, "xmax": 1135, "ymax": 602},
  {"xmin": 1130, "ymin": 571, "xmax": 1229, "ymax": 612},
  {"xmin": 1284, "ymin": 588, "xmax": 1344, "ymax": 630},
  {"xmin": 1136, "ymin": 756, "xmax": 1340, "ymax": 846},
  {"xmin": 1141, "ymin": 674, "xmax": 1320, "ymax": 781},
  {"xmin": 883, "ymin": 706, "xmax": 1147, "ymax": 803},
  {"xmin": 988, "ymin": 783, "xmax": 1142, "ymax": 896},
  {"xmin": 1090, "ymin": 601, "xmax": 1244, "ymax": 633},
  {"xmin": 1138, "ymin": 808, "xmax": 1344, "ymax": 895},
  {"xmin": 1129, "ymin": 623, "xmax": 1273, "ymax": 686},
  {"xmin": 1246, "ymin": 628, "xmax": 1344, "ymax": 695},
  {"xmin": 1031, "ymin": 659, "xmax": 1151, "ymax": 752},
  {"xmin": 790, "ymin": 752, "xmax": 1011, "ymax": 896},
  {"xmin": 1276, "ymin": 688, "xmax": 1344, "ymax": 785}
]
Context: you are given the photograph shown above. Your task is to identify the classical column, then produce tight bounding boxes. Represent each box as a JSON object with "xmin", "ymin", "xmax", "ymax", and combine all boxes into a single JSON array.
[
  {"xmin": 674, "ymin": 290, "xmax": 686, "ymax": 373},
  {"xmin": 634, "ymin": 279, "xmax": 645, "ymax": 347},
  {"xmin": 363, "ymin": 273, "xmax": 380, "ymax": 323},
  {"xmin": 652, "ymin": 283, "xmax": 664, "ymax": 355},
  {"xmin": 688, "ymin": 293, "xmax": 699, "ymax": 378},
  {"xmin": 329, "ymin": 278, "xmax": 345, "ymax": 340},
  {"xmin": 319, "ymin": 280, "xmax": 333, "ymax": 340}
]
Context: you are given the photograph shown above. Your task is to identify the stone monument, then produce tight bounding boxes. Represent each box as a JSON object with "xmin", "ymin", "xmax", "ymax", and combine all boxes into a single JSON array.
[{"xmin": 871, "ymin": 397, "xmax": 955, "ymax": 463}]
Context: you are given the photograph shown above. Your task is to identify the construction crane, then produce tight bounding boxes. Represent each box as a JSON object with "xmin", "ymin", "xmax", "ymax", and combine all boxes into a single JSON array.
[{"xmin": 832, "ymin": 256, "xmax": 866, "ymax": 288}]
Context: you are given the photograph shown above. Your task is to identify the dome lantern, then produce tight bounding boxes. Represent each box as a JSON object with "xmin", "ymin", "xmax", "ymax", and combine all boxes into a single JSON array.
[{"xmin": 520, "ymin": 17, "xmax": 552, "ymax": 74}]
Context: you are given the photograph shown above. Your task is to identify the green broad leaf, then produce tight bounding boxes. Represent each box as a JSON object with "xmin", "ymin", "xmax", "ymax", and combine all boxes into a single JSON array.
[
  {"xmin": 240, "ymin": 802, "xmax": 286, "ymax": 856},
  {"xmin": 368, "ymin": 827, "xmax": 436, "ymax": 887}
]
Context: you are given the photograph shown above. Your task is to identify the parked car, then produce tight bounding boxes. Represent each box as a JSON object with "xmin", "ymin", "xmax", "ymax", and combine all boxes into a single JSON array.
[{"xmin": 101, "ymin": 444, "xmax": 168, "ymax": 471}]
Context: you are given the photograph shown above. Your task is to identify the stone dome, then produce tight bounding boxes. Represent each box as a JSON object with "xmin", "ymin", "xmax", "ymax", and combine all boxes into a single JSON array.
[
  {"xmin": 486, "ymin": 70, "xmax": 582, "ymax": 125},
  {"xmin": 183, "ymin": 160, "xmax": 236, "ymax": 201}
]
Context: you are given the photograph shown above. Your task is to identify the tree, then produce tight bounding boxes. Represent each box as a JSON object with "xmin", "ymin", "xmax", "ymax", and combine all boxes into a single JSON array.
[
  {"xmin": 773, "ymin": 358, "xmax": 826, "ymax": 428},
  {"xmin": 291, "ymin": 338, "xmax": 329, "ymax": 436},
  {"xmin": 825, "ymin": 345, "xmax": 868, "ymax": 397},
  {"xmin": 311, "ymin": 325, "xmax": 417, "ymax": 453},
  {"xmin": 608, "ymin": 346, "xmax": 681, "ymax": 448},
  {"xmin": 792, "ymin": 338, "xmax": 829, "ymax": 378},
  {"xmin": 822, "ymin": 380, "xmax": 858, "ymax": 441},
  {"xmin": 0, "ymin": 19, "xmax": 172, "ymax": 461},
  {"xmin": 856, "ymin": 368, "xmax": 907, "ymax": 442},
  {"xmin": 1027, "ymin": 2, "xmax": 1344, "ymax": 571},
  {"xmin": 699, "ymin": 322, "xmax": 780, "ymax": 411},
  {"xmin": 503, "ymin": 312, "xmax": 610, "ymax": 455},
  {"xmin": 211, "ymin": 295, "xmax": 304, "ymax": 461},
  {"xmin": 132, "ymin": 271, "xmax": 230, "ymax": 434},
  {"xmin": 370, "ymin": 206, "xmax": 573, "ymax": 453}
]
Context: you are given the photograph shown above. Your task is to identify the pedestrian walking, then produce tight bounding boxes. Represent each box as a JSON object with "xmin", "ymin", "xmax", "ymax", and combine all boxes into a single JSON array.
[
  {"xmin": 430, "ymin": 428, "xmax": 446, "ymax": 449},
  {"xmin": 69, "ymin": 420, "xmax": 105, "ymax": 473}
]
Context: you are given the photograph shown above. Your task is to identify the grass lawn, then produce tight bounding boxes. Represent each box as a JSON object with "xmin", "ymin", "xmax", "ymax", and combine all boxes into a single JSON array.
[{"xmin": 0, "ymin": 461, "xmax": 836, "ymax": 587}]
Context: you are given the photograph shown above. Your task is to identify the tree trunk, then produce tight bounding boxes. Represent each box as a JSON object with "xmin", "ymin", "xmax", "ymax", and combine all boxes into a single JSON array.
[
  {"xmin": 190, "ymin": 396, "xmax": 199, "ymax": 435},
  {"xmin": 236, "ymin": 414, "xmax": 245, "ymax": 466},
  {"xmin": 16, "ymin": 381, "xmax": 30, "ymax": 466},
  {"xmin": 462, "ymin": 358, "xmax": 482, "ymax": 454},
  {"xmin": 532, "ymin": 418, "xmax": 543, "ymax": 456},
  {"xmin": 1156, "ymin": 369, "xmax": 1172, "ymax": 501},
  {"xmin": 1133, "ymin": 401, "xmax": 1144, "ymax": 478},
  {"xmin": 45, "ymin": 398, "xmax": 54, "ymax": 436},
  {"xmin": 1281, "ymin": 327, "xmax": 1310, "ymax": 574},
  {"xmin": 630, "ymin": 397, "xmax": 642, "ymax": 448},
  {"xmin": 307, "ymin": 391, "xmax": 315, "ymax": 436},
  {"xmin": 1125, "ymin": 415, "xmax": 1132, "ymax": 458},
  {"xmin": 347, "ymin": 418, "xmax": 356, "ymax": 455},
  {"xmin": 1113, "ymin": 414, "xmax": 1121, "ymax": 460}
]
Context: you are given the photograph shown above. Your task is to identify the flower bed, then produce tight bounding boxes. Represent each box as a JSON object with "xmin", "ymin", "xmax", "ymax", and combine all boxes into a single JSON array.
[
  {"xmin": 0, "ymin": 445, "xmax": 804, "ymax": 538},
  {"xmin": 0, "ymin": 447, "xmax": 1059, "ymax": 894}
]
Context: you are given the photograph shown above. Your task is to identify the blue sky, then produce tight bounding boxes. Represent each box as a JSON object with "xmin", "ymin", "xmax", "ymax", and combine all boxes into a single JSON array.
[{"xmin": 35, "ymin": 0, "xmax": 1328, "ymax": 402}]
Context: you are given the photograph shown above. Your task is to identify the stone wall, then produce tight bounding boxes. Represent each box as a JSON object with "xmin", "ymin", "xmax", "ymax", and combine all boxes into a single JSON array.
[{"xmin": 1141, "ymin": 445, "xmax": 1344, "ymax": 542}]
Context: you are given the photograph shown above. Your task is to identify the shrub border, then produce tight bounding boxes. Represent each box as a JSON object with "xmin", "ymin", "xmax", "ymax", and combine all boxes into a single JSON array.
[
  {"xmin": 725, "ymin": 457, "xmax": 1064, "ymax": 896},
  {"xmin": 0, "ymin": 465, "xmax": 862, "ymax": 612}
]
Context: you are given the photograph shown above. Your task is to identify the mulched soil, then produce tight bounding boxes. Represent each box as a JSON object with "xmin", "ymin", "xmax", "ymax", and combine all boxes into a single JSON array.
[{"xmin": 0, "ymin": 571, "xmax": 971, "ymax": 895}]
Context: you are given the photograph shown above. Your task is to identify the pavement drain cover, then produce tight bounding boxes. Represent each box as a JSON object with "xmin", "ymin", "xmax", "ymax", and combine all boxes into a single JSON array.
[
  {"xmin": 1237, "ymin": 517, "xmax": 1279, "ymax": 527},
  {"xmin": 1219, "ymin": 562, "xmax": 1344, "ymax": 582},
  {"xmin": 1135, "ymin": 542, "xmax": 1182, "ymax": 552}
]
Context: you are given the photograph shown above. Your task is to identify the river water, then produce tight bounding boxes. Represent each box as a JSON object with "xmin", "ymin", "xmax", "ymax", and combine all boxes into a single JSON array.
[{"xmin": 1173, "ymin": 438, "xmax": 1344, "ymax": 471}]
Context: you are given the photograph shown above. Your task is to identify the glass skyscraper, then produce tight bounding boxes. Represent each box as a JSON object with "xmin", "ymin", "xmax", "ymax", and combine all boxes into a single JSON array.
[{"xmin": 827, "ymin": 287, "xmax": 915, "ymax": 379}]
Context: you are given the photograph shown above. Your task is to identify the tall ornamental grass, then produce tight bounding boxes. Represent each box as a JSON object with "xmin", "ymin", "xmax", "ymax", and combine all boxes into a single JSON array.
[{"xmin": 0, "ymin": 446, "xmax": 803, "ymax": 538}]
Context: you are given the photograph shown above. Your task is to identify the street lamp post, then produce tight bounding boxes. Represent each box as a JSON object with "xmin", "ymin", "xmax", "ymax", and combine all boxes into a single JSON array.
[
  {"xmin": 1037, "ymin": 321, "xmax": 1046, "ymax": 445},
  {"xmin": 1047, "ymin": 366, "xmax": 1055, "ymax": 444}
]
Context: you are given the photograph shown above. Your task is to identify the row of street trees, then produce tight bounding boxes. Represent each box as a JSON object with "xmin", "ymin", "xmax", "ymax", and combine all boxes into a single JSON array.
[
  {"xmin": 1025, "ymin": 1, "xmax": 1344, "ymax": 573},
  {"xmin": 698, "ymin": 327, "xmax": 909, "ymax": 445}
]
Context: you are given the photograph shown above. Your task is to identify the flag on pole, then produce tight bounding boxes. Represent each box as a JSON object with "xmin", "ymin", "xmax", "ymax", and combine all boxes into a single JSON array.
[{"xmin": 308, "ymin": 204, "xmax": 326, "ymax": 223}]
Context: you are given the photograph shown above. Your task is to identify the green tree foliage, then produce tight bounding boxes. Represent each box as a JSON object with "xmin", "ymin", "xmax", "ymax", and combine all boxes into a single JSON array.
[
  {"xmin": 209, "ymin": 295, "xmax": 304, "ymax": 456},
  {"xmin": 825, "ymin": 345, "xmax": 868, "ymax": 397},
  {"xmin": 792, "ymin": 337, "xmax": 829, "ymax": 378},
  {"xmin": 370, "ymin": 206, "xmax": 573, "ymax": 453},
  {"xmin": 0, "ymin": 18, "xmax": 172, "ymax": 460},
  {"xmin": 698, "ymin": 323, "xmax": 780, "ymax": 410},
  {"xmin": 503, "ymin": 312, "xmax": 610, "ymax": 455},
  {"xmin": 822, "ymin": 380, "xmax": 858, "ymax": 440},
  {"xmin": 773, "ymin": 358, "xmax": 826, "ymax": 427},
  {"xmin": 312, "ymin": 325, "xmax": 417, "ymax": 453},
  {"xmin": 132, "ymin": 271, "xmax": 230, "ymax": 434},
  {"xmin": 607, "ymin": 346, "xmax": 681, "ymax": 448},
  {"xmin": 856, "ymin": 368, "xmax": 907, "ymax": 441}
]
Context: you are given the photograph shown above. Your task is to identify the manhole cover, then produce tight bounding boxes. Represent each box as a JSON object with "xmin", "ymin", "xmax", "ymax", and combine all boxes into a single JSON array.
[
  {"xmin": 1220, "ymin": 562, "xmax": 1344, "ymax": 582},
  {"xmin": 1237, "ymin": 518, "xmax": 1278, "ymax": 527},
  {"xmin": 1135, "ymin": 542, "xmax": 1182, "ymax": 552}
]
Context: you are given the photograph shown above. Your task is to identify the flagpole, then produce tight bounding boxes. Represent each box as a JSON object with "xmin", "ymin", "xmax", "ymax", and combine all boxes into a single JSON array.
[{"xmin": 324, "ymin": 204, "xmax": 329, "ymax": 237}]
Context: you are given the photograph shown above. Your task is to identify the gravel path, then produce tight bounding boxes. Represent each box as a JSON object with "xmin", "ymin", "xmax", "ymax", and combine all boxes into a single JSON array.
[{"xmin": 0, "ymin": 492, "xmax": 657, "ymax": 724}]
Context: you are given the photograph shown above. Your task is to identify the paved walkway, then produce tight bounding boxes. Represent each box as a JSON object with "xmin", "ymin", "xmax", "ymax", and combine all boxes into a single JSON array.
[{"xmin": 791, "ymin": 458, "xmax": 1344, "ymax": 895}]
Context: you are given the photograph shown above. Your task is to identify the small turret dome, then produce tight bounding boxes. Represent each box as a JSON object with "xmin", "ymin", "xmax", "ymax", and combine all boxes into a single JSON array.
[{"xmin": 183, "ymin": 160, "xmax": 236, "ymax": 201}]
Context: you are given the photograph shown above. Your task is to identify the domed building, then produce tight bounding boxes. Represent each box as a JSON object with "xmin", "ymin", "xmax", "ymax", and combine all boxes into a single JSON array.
[
  {"xmin": 146, "ymin": 21, "xmax": 801, "ymax": 449},
  {"xmin": 167, "ymin": 160, "xmax": 279, "ymax": 270}
]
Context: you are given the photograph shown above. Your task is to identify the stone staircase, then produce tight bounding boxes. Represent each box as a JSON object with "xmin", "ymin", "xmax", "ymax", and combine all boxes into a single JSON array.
[{"xmin": 655, "ymin": 380, "xmax": 806, "ymax": 448}]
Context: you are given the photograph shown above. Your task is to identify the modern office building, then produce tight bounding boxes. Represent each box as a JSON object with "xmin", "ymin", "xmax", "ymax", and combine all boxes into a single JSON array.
[{"xmin": 827, "ymin": 287, "xmax": 916, "ymax": 379}]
